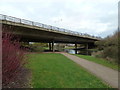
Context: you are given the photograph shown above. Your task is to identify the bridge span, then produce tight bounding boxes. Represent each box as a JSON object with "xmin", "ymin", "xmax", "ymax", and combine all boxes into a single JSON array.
[{"xmin": 0, "ymin": 14, "xmax": 100, "ymax": 53}]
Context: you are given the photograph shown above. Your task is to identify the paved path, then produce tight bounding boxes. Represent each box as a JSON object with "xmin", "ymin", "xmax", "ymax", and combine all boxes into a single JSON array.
[{"xmin": 61, "ymin": 53, "xmax": 118, "ymax": 88}]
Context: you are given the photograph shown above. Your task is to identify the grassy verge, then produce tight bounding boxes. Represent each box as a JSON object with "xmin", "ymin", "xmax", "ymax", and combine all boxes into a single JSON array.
[
  {"xmin": 75, "ymin": 54, "xmax": 118, "ymax": 70},
  {"xmin": 26, "ymin": 53, "xmax": 110, "ymax": 88},
  {"xmin": 43, "ymin": 47, "xmax": 49, "ymax": 50}
]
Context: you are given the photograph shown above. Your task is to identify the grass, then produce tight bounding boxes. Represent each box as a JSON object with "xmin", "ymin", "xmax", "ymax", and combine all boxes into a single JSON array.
[
  {"xmin": 26, "ymin": 53, "xmax": 110, "ymax": 88},
  {"xmin": 43, "ymin": 47, "xmax": 49, "ymax": 50},
  {"xmin": 75, "ymin": 54, "xmax": 118, "ymax": 70}
]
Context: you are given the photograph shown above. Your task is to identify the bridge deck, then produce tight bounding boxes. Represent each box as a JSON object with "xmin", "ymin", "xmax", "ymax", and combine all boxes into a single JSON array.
[{"xmin": 0, "ymin": 14, "xmax": 101, "ymax": 41}]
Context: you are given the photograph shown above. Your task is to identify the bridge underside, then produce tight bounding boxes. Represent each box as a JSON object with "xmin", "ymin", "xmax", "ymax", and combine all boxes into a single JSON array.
[
  {"xmin": 1, "ymin": 21, "xmax": 98, "ymax": 54},
  {"xmin": 2, "ymin": 24, "xmax": 97, "ymax": 45},
  {"xmin": 0, "ymin": 14, "xmax": 100, "ymax": 54}
]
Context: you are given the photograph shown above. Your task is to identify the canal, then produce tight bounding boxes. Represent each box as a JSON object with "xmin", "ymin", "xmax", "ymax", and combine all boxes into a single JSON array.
[{"xmin": 64, "ymin": 49, "xmax": 92, "ymax": 55}]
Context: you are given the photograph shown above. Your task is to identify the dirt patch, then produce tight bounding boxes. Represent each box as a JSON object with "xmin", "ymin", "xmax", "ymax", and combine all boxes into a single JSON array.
[{"xmin": 2, "ymin": 67, "xmax": 32, "ymax": 88}]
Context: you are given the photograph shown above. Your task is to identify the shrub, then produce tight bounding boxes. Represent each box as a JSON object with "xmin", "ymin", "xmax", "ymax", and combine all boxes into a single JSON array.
[
  {"xmin": 91, "ymin": 51, "xmax": 104, "ymax": 58},
  {"xmin": 29, "ymin": 44, "xmax": 44, "ymax": 52},
  {"xmin": 95, "ymin": 30, "xmax": 119, "ymax": 63},
  {"xmin": 102, "ymin": 46, "xmax": 118, "ymax": 63},
  {"xmin": 2, "ymin": 32, "xmax": 26, "ymax": 86}
]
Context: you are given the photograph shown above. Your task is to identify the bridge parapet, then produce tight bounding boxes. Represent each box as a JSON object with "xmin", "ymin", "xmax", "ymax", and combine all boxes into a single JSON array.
[{"xmin": 0, "ymin": 14, "xmax": 101, "ymax": 40}]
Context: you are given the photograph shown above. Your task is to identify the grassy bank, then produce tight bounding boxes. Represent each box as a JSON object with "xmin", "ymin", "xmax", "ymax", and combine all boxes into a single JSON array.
[
  {"xmin": 26, "ymin": 53, "xmax": 110, "ymax": 88},
  {"xmin": 75, "ymin": 54, "xmax": 118, "ymax": 70}
]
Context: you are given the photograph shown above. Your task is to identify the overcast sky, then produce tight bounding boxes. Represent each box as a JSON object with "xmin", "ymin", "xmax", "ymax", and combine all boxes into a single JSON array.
[{"xmin": 0, "ymin": 0, "xmax": 119, "ymax": 37}]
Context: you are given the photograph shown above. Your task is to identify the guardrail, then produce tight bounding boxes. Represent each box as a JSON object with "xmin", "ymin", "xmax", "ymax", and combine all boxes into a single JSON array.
[{"xmin": 0, "ymin": 14, "xmax": 101, "ymax": 40}]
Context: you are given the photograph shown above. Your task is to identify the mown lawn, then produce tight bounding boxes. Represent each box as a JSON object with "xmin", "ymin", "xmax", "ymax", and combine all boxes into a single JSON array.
[
  {"xmin": 75, "ymin": 54, "xmax": 118, "ymax": 70},
  {"xmin": 26, "ymin": 53, "xmax": 110, "ymax": 88}
]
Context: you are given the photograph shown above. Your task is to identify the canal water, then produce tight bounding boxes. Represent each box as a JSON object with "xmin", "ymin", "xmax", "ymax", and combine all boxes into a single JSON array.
[
  {"xmin": 64, "ymin": 49, "xmax": 92, "ymax": 55},
  {"xmin": 64, "ymin": 49, "xmax": 78, "ymax": 54}
]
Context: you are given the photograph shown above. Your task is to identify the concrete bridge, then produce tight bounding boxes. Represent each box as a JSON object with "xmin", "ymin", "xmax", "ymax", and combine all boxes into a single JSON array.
[{"xmin": 0, "ymin": 14, "xmax": 100, "ymax": 53}]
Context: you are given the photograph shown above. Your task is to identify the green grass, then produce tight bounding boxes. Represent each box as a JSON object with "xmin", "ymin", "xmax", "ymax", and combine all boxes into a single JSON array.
[
  {"xmin": 26, "ymin": 53, "xmax": 110, "ymax": 88},
  {"xmin": 75, "ymin": 54, "xmax": 118, "ymax": 70},
  {"xmin": 43, "ymin": 47, "xmax": 49, "ymax": 50}
]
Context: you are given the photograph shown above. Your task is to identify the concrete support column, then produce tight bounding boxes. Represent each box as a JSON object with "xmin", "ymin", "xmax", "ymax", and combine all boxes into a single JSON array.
[
  {"xmin": 86, "ymin": 44, "xmax": 88, "ymax": 49},
  {"xmin": 86, "ymin": 43, "xmax": 88, "ymax": 55},
  {"xmin": 49, "ymin": 43, "xmax": 52, "ymax": 51},
  {"xmin": 75, "ymin": 43, "xmax": 77, "ymax": 54},
  {"xmin": 52, "ymin": 41, "xmax": 55, "ymax": 52}
]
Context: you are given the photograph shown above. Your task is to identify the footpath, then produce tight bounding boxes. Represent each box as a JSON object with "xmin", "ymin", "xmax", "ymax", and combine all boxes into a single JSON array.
[{"xmin": 61, "ymin": 53, "xmax": 118, "ymax": 88}]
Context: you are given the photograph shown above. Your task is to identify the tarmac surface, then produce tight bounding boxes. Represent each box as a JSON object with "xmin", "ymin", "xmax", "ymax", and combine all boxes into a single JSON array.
[{"xmin": 61, "ymin": 53, "xmax": 118, "ymax": 88}]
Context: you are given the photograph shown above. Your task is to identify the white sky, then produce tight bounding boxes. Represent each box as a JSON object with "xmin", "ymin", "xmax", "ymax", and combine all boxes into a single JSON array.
[{"xmin": 0, "ymin": 0, "xmax": 119, "ymax": 37}]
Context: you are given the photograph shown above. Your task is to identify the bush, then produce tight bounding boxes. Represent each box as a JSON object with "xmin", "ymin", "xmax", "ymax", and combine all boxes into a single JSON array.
[
  {"xmin": 2, "ymin": 33, "xmax": 26, "ymax": 85},
  {"xmin": 102, "ymin": 46, "xmax": 118, "ymax": 62},
  {"xmin": 91, "ymin": 51, "xmax": 104, "ymax": 58},
  {"xmin": 32, "ymin": 46, "xmax": 44, "ymax": 52},
  {"xmin": 95, "ymin": 30, "xmax": 119, "ymax": 63}
]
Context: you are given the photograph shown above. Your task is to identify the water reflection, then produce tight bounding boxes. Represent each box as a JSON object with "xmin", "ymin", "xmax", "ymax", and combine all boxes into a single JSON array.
[
  {"xmin": 64, "ymin": 49, "xmax": 91, "ymax": 55},
  {"xmin": 64, "ymin": 49, "xmax": 78, "ymax": 54}
]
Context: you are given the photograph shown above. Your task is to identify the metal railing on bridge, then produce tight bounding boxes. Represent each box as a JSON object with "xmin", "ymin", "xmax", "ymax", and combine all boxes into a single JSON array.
[{"xmin": 0, "ymin": 14, "xmax": 101, "ymax": 40}]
